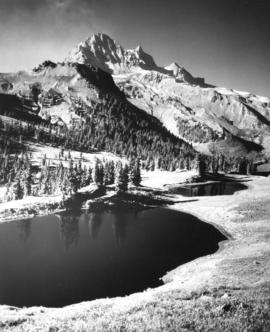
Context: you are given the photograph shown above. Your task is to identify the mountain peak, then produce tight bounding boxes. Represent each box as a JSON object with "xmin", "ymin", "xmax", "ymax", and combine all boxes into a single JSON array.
[
  {"xmin": 135, "ymin": 45, "xmax": 143, "ymax": 53},
  {"xmin": 87, "ymin": 32, "xmax": 122, "ymax": 54},
  {"xmin": 165, "ymin": 62, "xmax": 182, "ymax": 71},
  {"xmin": 88, "ymin": 33, "xmax": 115, "ymax": 44},
  {"xmin": 168, "ymin": 61, "xmax": 180, "ymax": 67},
  {"xmin": 66, "ymin": 33, "xmax": 124, "ymax": 73},
  {"xmin": 67, "ymin": 33, "xmax": 158, "ymax": 74},
  {"xmin": 66, "ymin": 33, "xmax": 204, "ymax": 85},
  {"xmin": 165, "ymin": 62, "xmax": 186, "ymax": 78},
  {"xmin": 164, "ymin": 62, "xmax": 206, "ymax": 86}
]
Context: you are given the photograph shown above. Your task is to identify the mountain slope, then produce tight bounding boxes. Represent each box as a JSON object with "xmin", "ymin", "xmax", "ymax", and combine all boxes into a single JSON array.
[
  {"xmin": 67, "ymin": 33, "xmax": 270, "ymax": 157},
  {"xmin": 0, "ymin": 61, "xmax": 194, "ymax": 170}
]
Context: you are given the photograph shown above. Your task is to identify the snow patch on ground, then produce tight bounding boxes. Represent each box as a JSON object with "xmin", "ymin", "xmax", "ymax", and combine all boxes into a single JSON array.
[
  {"xmin": 0, "ymin": 195, "xmax": 62, "ymax": 211},
  {"xmin": 28, "ymin": 143, "xmax": 122, "ymax": 168},
  {"xmin": 141, "ymin": 170, "xmax": 196, "ymax": 189}
]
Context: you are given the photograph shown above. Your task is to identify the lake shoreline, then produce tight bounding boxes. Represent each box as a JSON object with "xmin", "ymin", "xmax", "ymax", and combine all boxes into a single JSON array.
[
  {"xmin": 0, "ymin": 173, "xmax": 269, "ymax": 331},
  {"xmin": 0, "ymin": 169, "xmax": 198, "ymax": 224},
  {"xmin": 0, "ymin": 187, "xmax": 176, "ymax": 224}
]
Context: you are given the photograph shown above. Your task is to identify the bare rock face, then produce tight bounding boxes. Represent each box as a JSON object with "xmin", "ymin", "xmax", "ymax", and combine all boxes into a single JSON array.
[
  {"xmin": 164, "ymin": 62, "xmax": 205, "ymax": 86},
  {"xmin": 67, "ymin": 33, "xmax": 125, "ymax": 73},
  {"xmin": 66, "ymin": 33, "xmax": 158, "ymax": 74}
]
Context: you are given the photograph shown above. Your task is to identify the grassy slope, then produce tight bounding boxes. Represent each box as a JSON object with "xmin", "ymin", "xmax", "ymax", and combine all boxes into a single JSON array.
[{"xmin": 0, "ymin": 175, "xmax": 269, "ymax": 331}]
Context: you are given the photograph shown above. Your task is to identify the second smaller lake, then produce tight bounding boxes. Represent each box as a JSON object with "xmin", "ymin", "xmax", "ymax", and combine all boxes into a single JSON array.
[{"xmin": 169, "ymin": 181, "xmax": 247, "ymax": 197}]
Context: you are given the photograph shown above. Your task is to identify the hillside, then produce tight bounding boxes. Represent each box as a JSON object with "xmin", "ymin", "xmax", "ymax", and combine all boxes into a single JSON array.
[{"xmin": 0, "ymin": 61, "xmax": 194, "ymax": 169}]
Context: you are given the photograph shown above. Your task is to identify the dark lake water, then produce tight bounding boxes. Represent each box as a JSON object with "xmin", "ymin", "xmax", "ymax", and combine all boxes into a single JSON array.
[
  {"xmin": 169, "ymin": 182, "xmax": 246, "ymax": 197},
  {"xmin": 0, "ymin": 208, "xmax": 225, "ymax": 308}
]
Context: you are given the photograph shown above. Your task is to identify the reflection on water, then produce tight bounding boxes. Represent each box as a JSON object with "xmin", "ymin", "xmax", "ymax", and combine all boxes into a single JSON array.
[
  {"xmin": 16, "ymin": 211, "xmax": 134, "ymax": 247},
  {"xmin": 16, "ymin": 219, "xmax": 32, "ymax": 241},
  {"xmin": 55, "ymin": 212, "xmax": 132, "ymax": 246},
  {"xmin": 170, "ymin": 181, "xmax": 246, "ymax": 197},
  {"xmin": 87, "ymin": 213, "xmax": 103, "ymax": 240},
  {"xmin": 0, "ymin": 208, "xmax": 226, "ymax": 307},
  {"xmin": 58, "ymin": 215, "xmax": 80, "ymax": 249},
  {"xmin": 112, "ymin": 214, "xmax": 129, "ymax": 245}
]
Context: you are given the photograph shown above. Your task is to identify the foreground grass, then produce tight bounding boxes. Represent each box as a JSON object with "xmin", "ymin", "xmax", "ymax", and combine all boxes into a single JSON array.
[
  {"xmin": 75, "ymin": 285, "xmax": 270, "ymax": 332},
  {"xmin": 1, "ymin": 284, "xmax": 269, "ymax": 331}
]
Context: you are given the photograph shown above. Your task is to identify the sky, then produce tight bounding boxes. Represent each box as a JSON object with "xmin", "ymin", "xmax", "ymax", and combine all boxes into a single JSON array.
[{"xmin": 0, "ymin": 0, "xmax": 269, "ymax": 96}]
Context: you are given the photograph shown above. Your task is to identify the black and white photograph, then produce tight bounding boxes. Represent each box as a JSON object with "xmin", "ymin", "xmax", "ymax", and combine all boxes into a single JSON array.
[{"xmin": 0, "ymin": 0, "xmax": 269, "ymax": 331}]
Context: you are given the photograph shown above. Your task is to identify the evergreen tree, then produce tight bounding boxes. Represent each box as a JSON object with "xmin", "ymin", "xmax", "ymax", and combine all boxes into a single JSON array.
[
  {"xmin": 93, "ymin": 159, "xmax": 104, "ymax": 187},
  {"xmin": 218, "ymin": 154, "xmax": 226, "ymax": 173},
  {"xmin": 77, "ymin": 160, "xmax": 83, "ymax": 187},
  {"xmin": 99, "ymin": 163, "xmax": 104, "ymax": 187},
  {"xmin": 60, "ymin": 171, "xmax": 71, "ymax": 196},
  {"xmin": 42, "ymin": 154, "xmax": 47, "ymax": 166},
  {"xmin": 179, "ymin": 158, "xmax": 185, "ymax": 170},
  {"xmin": 185, "ymin": 157, "xmax": 191, "ymax": 170},
  {"xmin": 94, "ymin": 159, "xmax": 100, "ymax": 185},
  {"xmin": 130, "ymin": 158, "xmax": 141, "ymax": 186},
  {"xmin": 81, "ymin": 165, "xmax": 88, "ymax": 187},
  {"xmin": 239, "ymin": 158, "xmax": 248, "ymax": 175},
  {"xmin": 23, "ymin": 166, "xmax": 33, "ymax": 197},
  {"xmin": 196, "ymin": 154, "xmax": 207, "ymax": 177},
  {"xmin": 39, "ymin": 165, "xmax": 49, "ymax": 195},
  {"xmin": 115, "ymin": 163, "xmax": 129, "ymax": 193},
  {"xmin": 13, "ymin": 175, "xmax": 24, "ymax": 200},
  {"xmin": 104, "ymin": 161, "xmax": 111, "ymax": 185},
  {"xmin": 246, "ymin": 161, "xmax": 251, "ymax": 175},
  {"xmin": 68, "ymin": 163, "xmax": 80, "ymax": 193},
  {"xmin": 210, "ymin": 155, "xmax": 219, "ymax": 174},
  {"xmin": 108, "ymin": 161, "xmax": 115, "ymax": 185},
  {"xmin": 156, "ymin": 157, "xmax": 162, "ymax": 170},
  {"xmin": 87, "ymin": 166, "xmax": 93, "ymax": 185}
]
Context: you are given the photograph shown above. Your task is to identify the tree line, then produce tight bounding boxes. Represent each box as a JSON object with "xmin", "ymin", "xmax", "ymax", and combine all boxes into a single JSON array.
[
  {"xmin": 1, "ymin": 147, "xmax": 258, "ymax": 203},
  {"xmin": 195, "ymin": 153, "xmax": 257, "ymax": 177},
  {"xmin": 2, "ymin": 153, "xmax": 142, "ymax": 202}
]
